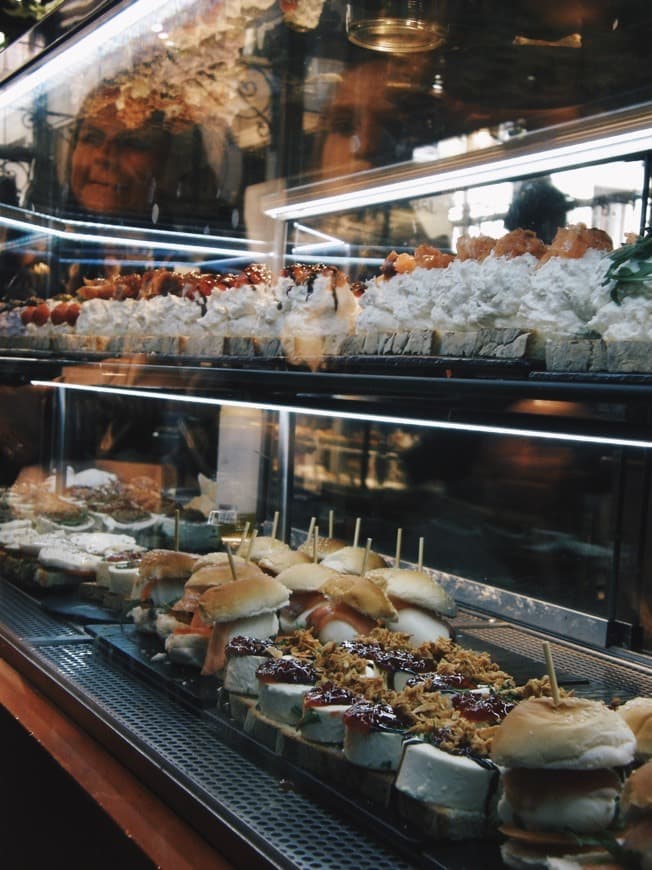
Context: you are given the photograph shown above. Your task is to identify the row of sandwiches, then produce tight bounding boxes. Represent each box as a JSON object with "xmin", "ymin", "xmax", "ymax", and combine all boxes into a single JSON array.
[{"xmin": 126, "ymin": 527, "xmax": 652, "ymax": 866}]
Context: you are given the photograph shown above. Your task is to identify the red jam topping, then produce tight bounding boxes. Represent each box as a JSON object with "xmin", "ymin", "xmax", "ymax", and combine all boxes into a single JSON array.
[
  {"xmin": 256, "ymin": 657, "xmax": 318, "ymax": 685},
  {"xmin": 451, "ymin": 693, "xmax": 515, "ymax": 724},
  {"xmin": 343, "ymin": 700, "xmax": 411, "ymax": 734},
  {"xmin": 304, "ymin": 682, "xmax": 358, "ymax": 708},
  {"xmin": 339, "ymin": 641, "xmax": 434, "ymax": 674},
  {"xmin": 406, "ymin": 673, "xmax": 478, "ymax": 690},
  {"xmin": 225, "ymin": 636, "xmax": 275, "ymax": 658}
]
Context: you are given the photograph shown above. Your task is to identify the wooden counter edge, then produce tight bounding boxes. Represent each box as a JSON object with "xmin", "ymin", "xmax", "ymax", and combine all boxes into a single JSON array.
[{"xmin": 0, "ymin": 657, "xmax": 232, "ymax": 870}]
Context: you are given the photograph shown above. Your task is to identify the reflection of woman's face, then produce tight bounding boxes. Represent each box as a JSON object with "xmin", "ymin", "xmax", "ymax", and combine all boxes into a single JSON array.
[{"xmin": 70, "ymin": 108, "xmax": 165, "ymax": 215}]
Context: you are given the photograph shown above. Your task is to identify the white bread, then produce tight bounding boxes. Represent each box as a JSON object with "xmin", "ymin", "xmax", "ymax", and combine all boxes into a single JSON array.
[
  {"xmin": 258, "ymin": 548, "xmax": 311, "ymax": 576},
  {"xmin": 499, "ymin": 767, "xmax": 621, "ymax": 833},
  {"xmin": 276, "ymin": 562, "xmax": 338, "ymax": 592},
  {"xmin": 388, "ymin": 607, "xmax": 451, "ymax": 646},
  {"xmin": 298, "ymin": 535, "xmax": 347, "ymax": 561},
  {"xmin": 491, "ymin": 697, "xmax": 636, "ymax": 770},
  {"xmin": 618, "ymin": 698, "xmax": 652, "ymax": 759},
  {"xmin": 320, "ymin": 573, "xmax": 397, "ymax": 620},
  {"xmin": 185, "ymin": 560, "xmax": 266, "ymax": 589},
  {"xmin": 366, "ymin": 567, "xmax": 456, "ymax": 617},
  {"xmin": 138, "ymin": 549, "xmax": 199, "ymax": 581},
  {"xmin": 321, "ymin": 546, "xmax": 387, "ymax": 574},
  {"xmin": 236, "ymin": 536, "xmax": 290, "ymax": 563},
  {"xmin": 191, "ymin": 552, "xmax": 240, "ymax": 572},
  {"xmin": 198, "ymin": 575, "xmax": 289, "ymax": 624}
]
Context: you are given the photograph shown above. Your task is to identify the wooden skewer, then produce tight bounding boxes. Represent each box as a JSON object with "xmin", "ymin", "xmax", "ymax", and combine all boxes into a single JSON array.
[
  {"xmin": 313, "ymin": 526, "xmax": 319, "ymax": 563},
  {"xmin": 328, "ymin": 509, "xmax": 334, "ymax": 539},
  {"xmin": 246, "ymin": 529, "xmax": 258, "ymax": 563},
  {"xmin": 417, "ymin": 536, "xmax": 424, "ymax": 572},
  {"xmin": 395, "ymin": 528, "xmax": 403, "ymax": 567},
  {"xmin": 174, "ymin": 509, "xmax": 180, "ymax": 552},
  {"xmin": 240, "ymin": 521, "xmax": 250, "ymax": 550},
  {"xmin": 226, "ymin": 544, "xmax": 238, "ymax": 582},
  {"xmin": 353, "ymin": 517, "xmax": 361, "ymax": 549},
  {"xmin": 361, "ymin": 537, "xmax": 372, "ymax": 576},
  {"xmin": 306, "ymin": 516, "xmax": 316, "ymax": 543},
  {"xmin": 542, "ymin": 641, "xmax": 560, "ymax": 706},
  {"xmin": 271, "ymin": 511, "xmax": 280, "ymax": 540}
]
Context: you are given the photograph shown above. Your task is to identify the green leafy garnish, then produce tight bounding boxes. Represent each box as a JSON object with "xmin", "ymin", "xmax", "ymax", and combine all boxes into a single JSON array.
[{"xmin": 604, "ymin": 233, "xmax": 652, "ymax": 305}]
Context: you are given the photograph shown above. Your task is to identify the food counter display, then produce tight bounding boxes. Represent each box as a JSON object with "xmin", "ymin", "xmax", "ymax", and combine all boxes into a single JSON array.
[{"xmin": 1, "ymin": 1, "xmax": 652, "ymax": 868}]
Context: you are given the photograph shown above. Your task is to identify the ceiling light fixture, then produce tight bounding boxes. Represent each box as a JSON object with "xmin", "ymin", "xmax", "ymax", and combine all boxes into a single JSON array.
[{"xmin": 346, "ymin": 0, "xmax": 447, "ymax": 53}]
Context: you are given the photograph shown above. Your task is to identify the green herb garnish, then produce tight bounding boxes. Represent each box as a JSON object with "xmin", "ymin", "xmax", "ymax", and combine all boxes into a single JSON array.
[{"xmin": 604, "ymin": 233, "xmax": 652, "ymax": 305}]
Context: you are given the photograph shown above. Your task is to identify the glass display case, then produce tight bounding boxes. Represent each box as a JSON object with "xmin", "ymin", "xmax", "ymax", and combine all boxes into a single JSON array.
[{"xmin": 1, "ymin": 1, "xmax": 652, "ymax": 867}]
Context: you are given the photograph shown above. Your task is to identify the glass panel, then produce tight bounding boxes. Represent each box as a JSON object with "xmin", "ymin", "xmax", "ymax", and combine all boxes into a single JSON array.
[{"xmin": 293, "ymin": 410, "xmax": 618, "ymax": 618}]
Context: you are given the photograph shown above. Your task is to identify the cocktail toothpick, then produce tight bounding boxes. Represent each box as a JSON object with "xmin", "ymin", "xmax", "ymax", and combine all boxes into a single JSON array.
[
  {"xmin": 542, "ymin": 641, "xmax": 560, "ymax": 706},
  {"xmin": 395, "ymin": 528, "xmax": 403, "ymax": 567}
]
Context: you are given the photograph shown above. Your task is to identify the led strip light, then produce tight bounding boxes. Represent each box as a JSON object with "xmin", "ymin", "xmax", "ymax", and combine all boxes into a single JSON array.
[{"xmin": 30, "ymin": 380, "xmax": 652, "ymax": 450}]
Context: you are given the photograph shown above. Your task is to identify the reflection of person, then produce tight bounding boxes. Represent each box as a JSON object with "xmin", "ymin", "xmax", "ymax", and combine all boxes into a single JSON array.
[
  {"xmin": 46, "ymin": 82, "xmax": 242, "ymax": 232},
  {"xmin": 69, "ymin": 104, "xmax": 171, "ymax": 218},
  {"xmin": 504, "ymin": 177, "xmax": 573, "ymax": 245}
]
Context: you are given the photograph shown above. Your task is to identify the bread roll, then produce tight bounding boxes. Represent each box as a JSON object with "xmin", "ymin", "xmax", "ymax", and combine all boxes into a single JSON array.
[
  {"xmin": 618, "ymin": 698, "xmax": 652, "ymax": 760},
  {"xmin": 236, "ymin": 536, "xmax": 290, "ymax": 563},
  {"xmin": 365, "ymin": 567, "xmax": 456, "ymax": 617},
  {"xmin": 258, "ymin": 548, "xmax": 311, "ymax": 576},
  {"xmin": 321, "ymin": 546, "xmax": 387, "ymax": 575},
  {"xmin": 320, "ymin": 574, "xmax": 397, "ymax": 620},
  {"xmin": 198, "ymin": 575, "xmax": 289, "ymax": 624},
  {"xmin": 138, "ymin": 549, "xmax": 199, "ymax": 581},
  {"xmin": 186, "ymin": 560, "xmax": 266, "ymax": 589},
  {"xmin": 276, "ymin": 562, "xmax": 338, "ymax": 592},
  {"xmin": 297, "ymin": 535, "xmax": 347, "ymax": 561},
  {"xmin": 491, "ymin": 697, "xmax": 636, "ymax": 770}
]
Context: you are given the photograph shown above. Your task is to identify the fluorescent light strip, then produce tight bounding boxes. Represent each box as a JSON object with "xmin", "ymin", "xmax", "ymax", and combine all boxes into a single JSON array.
[
  {"xmin": 31, "ymin": 380, "xmax": 652, "ymax": 450},
  {"xmin": 284, "ymin": 254, "xmax": 384, "ymax": 265},
  {"xmin": 0, "ymin": 0, "xmax": 171, "ymax": 112},
  {"xmin": 0, "ymin": 213, "xmax": 267, "ymax": 258},
  {"xmin": 265, "ymin": 126, "xmax": 652, "ymax": 220},
  {"xmin": 1, "ymin": 206, "xmax": 266, "ymax": 248}
]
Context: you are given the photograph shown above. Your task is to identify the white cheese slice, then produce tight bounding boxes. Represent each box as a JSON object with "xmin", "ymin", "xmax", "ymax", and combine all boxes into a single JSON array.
[
  {"xmin": 108, "ymin": 564, "xmax": 140, "ymax": 596},
  {"xmin": 258, "ymin": 682, "xmax": 311, "ymax": 726},
  {"xmin": 316, "ymin": 619, "xmax": 359, "ymax": 644},
  {"xmin": 392, "ymin": 608, "xmax": 451, "ymax": 646},
  {"xmin": 224, "ymin": 654, "xmax": 268, "ymax": 696},
  {"xmin": 395, "ymin": 741, "xmax": 498, "ymax": 812},
  {"xmin": 300, "ymin": 704, "xmax": 350, "ymax": 744},
  {"xmin": 343, "ymin": 726, "xmax": 405, "ymax": 771}
]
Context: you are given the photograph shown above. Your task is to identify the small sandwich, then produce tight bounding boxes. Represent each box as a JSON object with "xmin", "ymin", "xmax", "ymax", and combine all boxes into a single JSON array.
[
  {"xmin": 299, "ymin": 682, "xmax": 361, "ymax": 745},
  {"xmin": 257, "ymin": 547, "xmax": 311, "ymax": 577},
  {"xmin": 343, "ymin": 699, "xmax": 414, "ymax": 772},
  {"xmin": 617, "ymin": 697, "xmax": 652, "ymax": 761},
  {"xmin": 394, "ymin": 687, "xmax": 515, "ymax": 839},
  {"xmin": 129, "ymin": 549, "xmax": 199, "ymax": 634},
  {"xmin": 223, "ymin": 636, "xmax": 280, "ymax": 697},
  {"xmin": 365, "ymin": 567, "xmax": 457, "ymax": 647},
  {"xmin": 491, "ymin": 696, "xmax": 637, "ymax": 869},
  {"xmin": 321, "ymin": 545, "xmax": 387, "ymax": 575},
  {"xmin": 297, "ymin": 534, "xmax": 348, "ymax": 562},
  {"xmin": 164, "ymin": 554, "xmax": 266, "ymax": 667},
  {"xmin": 307, "ymin": 574, "xmax": 398, "ymax": 643},
  {"xmin": 236, "ymin": 533, "xmax": 292, "ymax": 567},
  {"xmin": 198, "ymin": 575, "xmax": 290, "ymax": 675},
  {"xmin": 619, "ymin": 759, "xmax": 652, "ymax": 869},
  {"xmin": 256, "ymin": 656, "xmax": 320, "ymax": 726},
  {"xmin": 275, "ymin": 561, "xmax": 338, "ymax": 633}
]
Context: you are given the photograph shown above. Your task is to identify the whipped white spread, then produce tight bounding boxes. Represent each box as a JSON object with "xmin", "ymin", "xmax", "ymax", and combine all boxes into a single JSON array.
[
  {"xmin": 196, "ymin": 284, "xmax": 280, "ymax": 338},
  {"xmin": 589, "ymin": 293, "xmax": 652, "ymax": 340},
  {"xmin": 279, "ymin": 272, "xmax": 358, "ymax": 337},
  {"xmin": 38, "ymin": 543, "xmax": 102, "ymax": 573},
  {"xmin": 516, "ymin": 249, "xmax": 611, "ymax": 335},
  {"xmin": 358, "ymin": 268, "xmax": 446, "ymax": 332},
  {"xmin": 68, "ymin": 532, "xmax": 141, "ymax": 555}
]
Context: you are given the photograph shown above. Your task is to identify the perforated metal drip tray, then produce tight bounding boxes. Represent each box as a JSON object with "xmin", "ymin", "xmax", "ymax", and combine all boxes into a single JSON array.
[{"xmin": 4, "ymin": 582, "xmax": 652, "ymax": 870}]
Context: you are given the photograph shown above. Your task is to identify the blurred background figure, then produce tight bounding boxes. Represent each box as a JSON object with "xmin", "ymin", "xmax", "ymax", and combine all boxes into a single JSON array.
[{"xmin": 504, "ymin": 176, "xmax": 574, "ymax": 243}]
